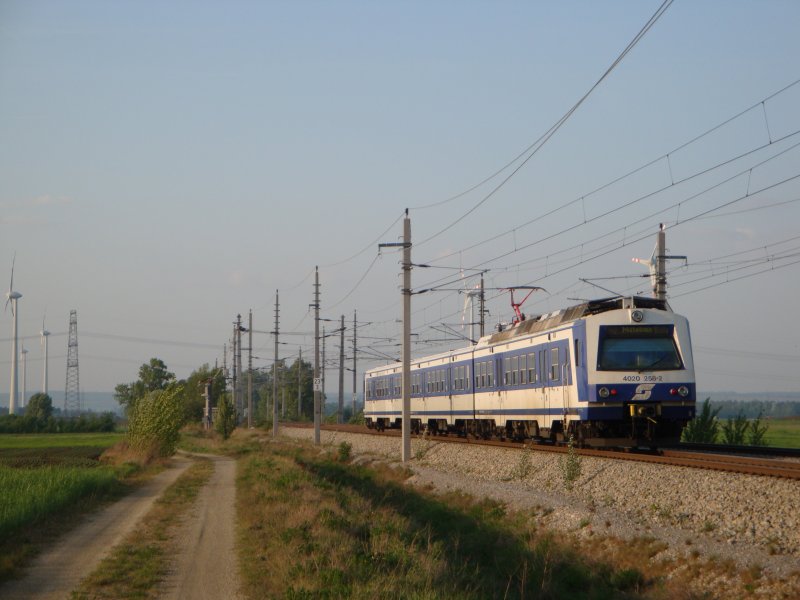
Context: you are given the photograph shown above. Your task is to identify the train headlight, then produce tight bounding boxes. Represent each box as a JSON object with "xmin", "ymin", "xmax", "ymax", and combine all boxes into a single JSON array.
[
  {"xmin": 631, "ymin": 309, "xmax": 644, "ymax": 323},
  {"xmin": 677, "ymin": 385, "xmax": 689, "ymax": 397},
  {"xmin": 598, "ymin": 387, "xmax": 610, "ymax": 398}
]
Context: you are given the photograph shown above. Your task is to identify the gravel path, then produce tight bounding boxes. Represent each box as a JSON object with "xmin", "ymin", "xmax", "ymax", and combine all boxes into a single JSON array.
[
  {"xmin": 0, "ymin": 455, "xmax": 192, "ymax": 600},
  {"xmin": 281, "ymin": 427, "xmax": 800, "ymax": 582},
  {"xmin": 161, "ymin": 452, "xmax": 243, "ymax": 600}
]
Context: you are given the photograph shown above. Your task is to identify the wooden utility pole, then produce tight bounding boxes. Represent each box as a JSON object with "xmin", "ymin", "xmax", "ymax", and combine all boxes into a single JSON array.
[
  {"xmin": 338, "ymin": 315, "xmax": 345, "ymax": 424},
  {"xmin": 272, "ymin": 290, "xmax": 279, "ymax": 437}
]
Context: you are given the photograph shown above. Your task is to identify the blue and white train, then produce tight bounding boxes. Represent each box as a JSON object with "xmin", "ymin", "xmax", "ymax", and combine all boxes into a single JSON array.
[{"xmin": 364, "ymin": 296, "xmax": 696, "ymax": 447}]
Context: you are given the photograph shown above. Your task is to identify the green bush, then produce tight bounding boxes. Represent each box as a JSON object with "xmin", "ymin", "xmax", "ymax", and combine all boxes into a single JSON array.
[
  {"xmin": 682, "ymin": 398, "xmax": 720, "ymax": 443},
  {"xmin": 214, "ymin": 393, "xmax": 236, "ymax": 441},
  {"xmin": 126, "ymin": 386, "xmax": 185, "ymax": 458}
]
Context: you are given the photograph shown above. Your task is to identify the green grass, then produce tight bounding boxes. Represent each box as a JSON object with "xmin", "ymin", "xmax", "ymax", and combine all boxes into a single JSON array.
[
  {"xmin": 237, "ymin": 441, "xmax": 645, "ymax": 600},
  {"xmin": 765, "ymin": 417, "xmax": 800, "ymax": 448},
  {"xmin": 0, "ymin": 465, "xmax": 121, "ymax": 539},
  {"xmin": 0, "ymin": 432, "xmax": 123, "ymax": 449},
  {"xmin": 72, "ymin": 459, "xmax": 213, "ymax": 600}
]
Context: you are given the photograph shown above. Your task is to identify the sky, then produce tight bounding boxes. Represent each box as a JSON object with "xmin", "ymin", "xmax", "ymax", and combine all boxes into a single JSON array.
[{"xmin": 2, "ymin": 0, "xmax": 800, "ymax": 410}]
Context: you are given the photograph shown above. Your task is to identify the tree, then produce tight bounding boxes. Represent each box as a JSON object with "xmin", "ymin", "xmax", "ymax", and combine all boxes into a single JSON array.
[
  {"xmin": 682, "ymin": 398, "xmax": 721, "ymax": 443},
  {"xmin": 127, "ymin": 385, "xmax": 185, "ymax": 458},
  {"xmin": 115, "ymin": 358, "xmax": 174, "ymax": 414},
  {"xmin": 26, "ymin": 393, "xmax": 53, "ymax": 420},
  {"xmin": 139, "ymin": 358, "xmax": 175, "ymax": 392},
  {"xmin": 215, "ymin": 392, "xmax": 236, "ymax": 440},
  {"xmin": 178, "ymin": 364, "xmax": 225, "ymax": 424}
]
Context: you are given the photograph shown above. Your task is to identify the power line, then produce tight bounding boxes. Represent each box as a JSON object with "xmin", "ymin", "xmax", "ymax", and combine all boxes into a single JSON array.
[{"xmin": 415, "ymin": 0, "xmax": 675, "ymax": 246}]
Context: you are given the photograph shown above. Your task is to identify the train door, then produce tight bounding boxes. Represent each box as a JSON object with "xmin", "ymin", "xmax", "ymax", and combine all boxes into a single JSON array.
[{"xmin": 539, "ymin": 349, "xmax": 549, "ymax": 429}]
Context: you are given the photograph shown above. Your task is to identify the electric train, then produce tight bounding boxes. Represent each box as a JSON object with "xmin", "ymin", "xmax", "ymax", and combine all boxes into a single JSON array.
[{"xmin": 364, "ymin": 295, "xmax": 696, "ymax": 447}]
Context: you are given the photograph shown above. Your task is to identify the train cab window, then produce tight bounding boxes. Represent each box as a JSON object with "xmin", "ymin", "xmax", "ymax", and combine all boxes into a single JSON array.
[
  {"xmin": 597, "ymin": 325, "xmax": 682, "ymax": 371},
  {"xmin": 528, "ymin": 353, "xmax": 536, "ymax": 383},
  {"xmin": 550, "ymin": 347, "xmax": 560, "ymax": 381}
]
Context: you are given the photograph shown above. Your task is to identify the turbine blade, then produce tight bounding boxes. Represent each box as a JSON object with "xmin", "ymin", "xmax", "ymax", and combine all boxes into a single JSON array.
[{"xmin": 9, "ymin": 251, "xmax": 15, "ymax": 293}]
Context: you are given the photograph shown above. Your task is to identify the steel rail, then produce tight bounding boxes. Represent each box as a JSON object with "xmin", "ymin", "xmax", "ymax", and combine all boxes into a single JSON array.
[{"xmin": 282, "ymin": 423, "xmax": 800, "ymax": 480}]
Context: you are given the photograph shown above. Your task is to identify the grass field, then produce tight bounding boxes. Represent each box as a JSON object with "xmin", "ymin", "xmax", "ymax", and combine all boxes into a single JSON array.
[
  {"xmin": 765, "ymin": 417, "xmax": 800, "ymax": 448},
  {"xmin": 0, "ymin": 432, "xmax": 127, "ymax": 582},
  {"xmin": 0, "ymin": 432, "xmax": 123, "ymax": 449}
]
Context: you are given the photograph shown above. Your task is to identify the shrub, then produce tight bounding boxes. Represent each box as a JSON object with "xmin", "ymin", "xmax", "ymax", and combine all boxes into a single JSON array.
[
  {"xmin": 559, "ymin": 435, "xmax": 582, "ymax": 490},
  {"xmin": 682, "ymin": 398, "xmax": 720, "ymax": 443},
  {"xmin": 337, "ymin": 441, "xmax": 352, "ymax": 462},
  {"xmin": 748, "ymin": 412, "xmax": 769, "ymax": 446},
  {"xmin": 721, "ymin": 411, "xmax": 749, "ymax": 445},
  {"xmin": 215, "ymin": 393, "xmax": 236, "ymax": 441},
  {"xmin": 126, "ymin": 386, "xmax": 185, "ymax": 458}
]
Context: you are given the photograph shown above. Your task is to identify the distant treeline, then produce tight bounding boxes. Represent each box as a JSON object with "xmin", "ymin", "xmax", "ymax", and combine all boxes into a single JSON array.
[
  {"xmin": 0, "ymin": 412, "xmax": 117, "ymax": 434},
  {"xmin": 709, "ymin": 399, "xmax": 800, "ymax": 419}
]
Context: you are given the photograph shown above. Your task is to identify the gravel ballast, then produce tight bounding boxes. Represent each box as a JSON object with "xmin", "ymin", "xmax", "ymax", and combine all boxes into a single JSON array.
[{"xmin": 280, "ymin": 426, "xmax": 800, "ymax": 585}]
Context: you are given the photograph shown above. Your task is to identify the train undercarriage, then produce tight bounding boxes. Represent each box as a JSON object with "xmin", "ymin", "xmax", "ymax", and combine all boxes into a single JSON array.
[{"xmin": 366, "ymin": 414, "xmax": 687, "ymax": 449}]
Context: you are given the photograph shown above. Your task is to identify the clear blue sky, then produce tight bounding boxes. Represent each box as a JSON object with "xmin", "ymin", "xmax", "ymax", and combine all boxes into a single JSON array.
[{"xmin": 2, "ymin": 0, "xmax": 799, "ymax": 407}]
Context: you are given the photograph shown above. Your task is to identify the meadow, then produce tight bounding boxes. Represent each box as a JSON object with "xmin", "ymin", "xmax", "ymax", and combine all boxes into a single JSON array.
[{"xmin": 764, "ymin": 417, "xmax": 800, "ymax": 448}]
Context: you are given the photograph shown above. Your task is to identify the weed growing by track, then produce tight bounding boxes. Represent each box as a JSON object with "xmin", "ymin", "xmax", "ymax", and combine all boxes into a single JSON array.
[{"xmin": 237, "ymin": 439, "xmax": 646, "ymax": 599}]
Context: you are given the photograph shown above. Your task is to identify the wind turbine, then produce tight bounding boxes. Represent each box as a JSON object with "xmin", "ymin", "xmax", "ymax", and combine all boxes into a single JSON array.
[
  {"xmin": 5, "ymin": 254, "xmax": 22, "ymax": 415},
  {"xmin": 21, "ymin": 346, "xmax": 28, "ymax": 408},
  {"xmin": 40, "ymin": 315, "xmax": 50, "ymax": 397}
]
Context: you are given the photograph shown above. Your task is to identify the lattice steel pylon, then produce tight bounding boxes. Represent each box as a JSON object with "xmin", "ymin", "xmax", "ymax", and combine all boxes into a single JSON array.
[{"xmin": 64, "ymin": 309, "xmax": 81, "ymax": 416}]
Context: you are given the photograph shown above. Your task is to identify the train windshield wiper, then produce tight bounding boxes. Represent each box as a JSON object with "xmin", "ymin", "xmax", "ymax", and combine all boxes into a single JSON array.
[{"xmin": 638, "ymin": 354, "xmax": 670, "ymax": 372}]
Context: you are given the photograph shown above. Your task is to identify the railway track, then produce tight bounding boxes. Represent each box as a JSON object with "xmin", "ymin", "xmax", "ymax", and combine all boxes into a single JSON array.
[{"xmin": 284, "ymin": 423, "xmax": 800, "ymax": 480}]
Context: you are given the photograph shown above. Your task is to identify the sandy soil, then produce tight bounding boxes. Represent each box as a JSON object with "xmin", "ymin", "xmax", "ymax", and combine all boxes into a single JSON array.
[
  {"xmin": 160, "ymin": 453, "xmax": 243, "ymax": 600},
  {"xmin": 0, "ymin": 455, "xmax": 193, "ymax": 600}
]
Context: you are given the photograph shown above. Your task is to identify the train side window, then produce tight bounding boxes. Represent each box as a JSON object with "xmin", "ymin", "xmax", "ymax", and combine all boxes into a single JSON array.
[
  {"xmin": 488, "ymin": 361, "xmax": 494, "ymax": 387},
  {"xmin": 503, "ymin": 357, "xmax": 510, "ymax": 385},
  {"xmin": 539, "ymin": 351, "xmax": 546, "ymax": 385},
  {"xmin": 574, "ymin": 339, "xmax": 582, "ymax": 367},
  {"xmin": 550, "ymin": 347, "xmax": 560, "ymax": 381},
  {"xmin": 519, "ymin": 354, "xmax": 526, "ymax": 384},
  {"xmin": 511, "ymin": 356, "xmax": 518, "ymax": 385},
  {"xmin": 465, "ymin": 365, "xmax": 470, "ymax": 390},
  {"xmin": 527, "ymin": 353, "xmax": 536, "ymax": 383}
]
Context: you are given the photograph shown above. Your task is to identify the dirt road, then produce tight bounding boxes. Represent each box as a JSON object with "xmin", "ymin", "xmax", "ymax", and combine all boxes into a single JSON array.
[
  {"xmin": 1, "ymin": 456, "xmax": 193, "ymax": 600},
  {"xmin": 161, "ymin": 453, "xmax": 243, "ymax": 600}
]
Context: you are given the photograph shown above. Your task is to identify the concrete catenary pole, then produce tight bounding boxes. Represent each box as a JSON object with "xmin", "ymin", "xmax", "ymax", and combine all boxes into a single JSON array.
[
  {"xmin": 401, "ymin": 211, "xmax": 412, "ymax": 461},
  {"xmin": 352, "ymin": 309, "xmax": 357, "ymax": 417},
  {"xmin": 273, "ymin": 290, "xmax": 279, "ymax": 437},
  {"xmin": 338, "ymin": 315, "xmax": 345, "ymax": 424},
  {"xmin": 248, "ymin": 309, "xmax": 253, "ymax": 428},
  {"xmin": 313, "ymin": 267, "xmax": 321, "ymax": 445},
  {"xmin": 297, "ymin": 347, "xmax": 302, "ymax": 419},
  {"xmin": 236, "ymin": 314, "xmax": 243, "ymax": 422},
  {"xmin": 378, "ymin": 210, "xmax": 412, "ymax": 461}
]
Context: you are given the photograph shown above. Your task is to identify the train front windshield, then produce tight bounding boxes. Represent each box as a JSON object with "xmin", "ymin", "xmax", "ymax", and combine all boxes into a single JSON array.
[{"xmin": 597, "ymin": 325, "xmax": 683, "ymax": 371}]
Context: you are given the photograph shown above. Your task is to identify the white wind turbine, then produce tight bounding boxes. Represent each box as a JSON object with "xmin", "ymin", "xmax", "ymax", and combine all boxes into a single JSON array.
[
  {"xmin": 21, "ymin": 346, "xmax": 28, "ymax": 408},
  {"xmin": 5, "ymin": 254, "xmax": 22, "ymax": 415},
  {"xmin": 40, "ymin": 315, "xmax": 50, "ymax": 397}
]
